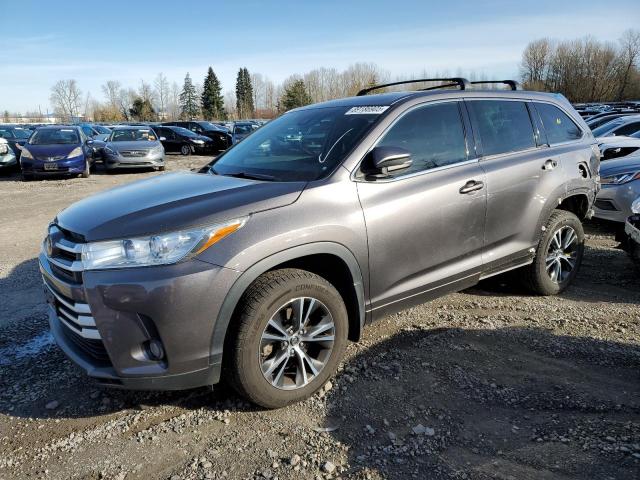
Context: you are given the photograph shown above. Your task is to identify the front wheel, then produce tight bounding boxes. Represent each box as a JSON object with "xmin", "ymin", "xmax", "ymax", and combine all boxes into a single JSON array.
[
  {"xmin": 81, "ymin": 160, "xmax": 90, "ymax": 178},
  {"xmin": 226, "ymin": 269, "xmax": 348, "ymax": 409},
  {"xmin": 180, "ymin": 144, "xmax": 191, "ymax": 156},
  {"xmin": 522, "ymin": 209, "xmax": 585, "ymax": 295}
]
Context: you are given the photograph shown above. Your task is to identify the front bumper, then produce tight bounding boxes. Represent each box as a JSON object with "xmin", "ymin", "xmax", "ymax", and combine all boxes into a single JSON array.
[
  {"xmin": 21, "ymin": 156, "xmax": 86, "ymax": 176},
  {"xmin": 0, "ymin": 153, "xmax": 17, "ymax": 169},
  {"xmin": 593, "ymin": 181, "xmax": 640, "ymax": 223},
  {"xmin": 104, "ymin": 153, "xmax": 164, "ymax": 170},
  {"xmin": 40, "ymin": 253, "xmax": 241, "ymax": 390},
  {"xmin": 624, "ymin": 215, "xmax": 640, "ymax": 268}
]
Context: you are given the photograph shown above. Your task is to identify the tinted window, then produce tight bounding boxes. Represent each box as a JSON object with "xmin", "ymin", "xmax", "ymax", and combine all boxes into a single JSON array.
[
  {"xmin": 469, "ymin": 100, "xmax": 536, "ymax": 156},
  {"xmin": 29, "ymin": 128, "xmax": 79, "ymax": 145},
  {"xmin": 376, "ymin": 102, "xmax": 467, "ymax": 177},
  {"xmin": 592, "ymin": 120, "xmax": 623, "ymax": 137},
  {"xmin": 535, "ymin": 103, "xmax": 582, "ymax": 144},
  {"xmin": 613, "ymin": 121, "xmax": 640, "ymax": 136}
]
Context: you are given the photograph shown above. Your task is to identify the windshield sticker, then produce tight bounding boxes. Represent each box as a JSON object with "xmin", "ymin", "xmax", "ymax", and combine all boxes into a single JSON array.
[{"xmin": 345, "ymin": 106, "xmax": 389, "ymax": 115}]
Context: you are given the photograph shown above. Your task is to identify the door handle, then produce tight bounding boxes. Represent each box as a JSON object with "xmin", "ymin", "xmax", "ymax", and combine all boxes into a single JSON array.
[
  {"xmin": 459, "ymin": 180, "xmax": 485, "ymax": 194},
  {"xmin": 542, "ymin": 159, "xmax": 558, "ymax": 171}
]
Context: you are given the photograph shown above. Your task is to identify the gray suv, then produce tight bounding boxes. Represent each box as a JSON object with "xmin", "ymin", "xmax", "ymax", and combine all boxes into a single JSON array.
[{"xmin": 40, "ymin": 78, "xmax": 599, "ymax": 408}]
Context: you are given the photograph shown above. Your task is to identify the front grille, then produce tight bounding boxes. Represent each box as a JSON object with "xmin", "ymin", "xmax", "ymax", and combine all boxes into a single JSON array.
[
  {"xmin": 594, "ymin": 199, "xmax": 618, "ymax": 211},
  {"xmin": 120, "ymin": 150, "xmax": 149, "ymax": 157},
  {"xmin": 43, "ymin": 225, "xmax": 111, "ymax": 364}
]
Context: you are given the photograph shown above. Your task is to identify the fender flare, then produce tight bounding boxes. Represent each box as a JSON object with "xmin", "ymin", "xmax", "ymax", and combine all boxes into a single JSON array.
[
  {"xmin": 209, "ymin": 242, "xmax": 366, "ymax": 365},
  {"xmin": 535, "ymin": 186, "xmax": 594, "ymax": 244}
]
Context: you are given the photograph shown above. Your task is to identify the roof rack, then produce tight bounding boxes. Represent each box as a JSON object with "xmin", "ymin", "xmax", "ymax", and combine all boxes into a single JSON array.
[
  {"xmin": 470, "ymin": 80, "xmax": 521, "ymax": 91},
  {"xmin": 356, "ymin": 77, "xmax": 471, "ymax": 96}
]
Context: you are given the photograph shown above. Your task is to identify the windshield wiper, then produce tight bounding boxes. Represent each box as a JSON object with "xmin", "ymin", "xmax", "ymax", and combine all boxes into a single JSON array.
[{"xmin": 220, "ymin": 171, "xmax": 277, "ymax": 181}]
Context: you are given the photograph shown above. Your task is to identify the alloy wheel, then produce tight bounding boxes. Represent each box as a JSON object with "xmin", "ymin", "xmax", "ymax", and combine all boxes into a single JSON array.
[
  {"xmin": 259, "ymin": 297, "xmax": 335, "ymax": 390},
  {"xmin": 545, "ymin": 225, "xmax": 578, "ymax": 283}
]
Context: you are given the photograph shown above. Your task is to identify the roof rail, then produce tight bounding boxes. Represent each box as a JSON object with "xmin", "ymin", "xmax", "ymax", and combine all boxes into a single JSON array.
[
  {"xmin": 470, "ymin": 80, "xmax": 522, "ymax": 91},
  {"xmin": 356, "ymin": 77, "xmax": 471, "ymax": 96}
]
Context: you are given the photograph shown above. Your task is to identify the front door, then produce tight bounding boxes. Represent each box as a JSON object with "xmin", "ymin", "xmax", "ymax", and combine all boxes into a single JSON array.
[{"xmin": 356, "ymin": 100, "xmax": 487, "ymax": 319}]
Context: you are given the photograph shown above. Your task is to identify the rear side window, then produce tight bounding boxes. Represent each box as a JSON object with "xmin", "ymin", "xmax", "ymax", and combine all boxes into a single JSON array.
[
  {"xmin": 535, "ymin": 103, "xmax": 582, "ymax": 144},
  {"xmin": 468, "ymin": 100, "xmax": 536, "ymax": 156},
  {"xmin": 376, "ymin": 102, "xmax": 468, "ymax": 177}
]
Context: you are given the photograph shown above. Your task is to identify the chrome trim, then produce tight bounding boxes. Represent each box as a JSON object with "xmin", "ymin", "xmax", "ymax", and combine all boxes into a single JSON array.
[
  {"xmin": 58, "ymin": 315, "xmax": 101, "ymax": 340},
  {"xmin": 47, "ymin": 256, "xmax": 83, "ymax": 272},
  {"xmin": 57, "ymin": 306, "xmax": 96, "ymax": 328},
  {"xmin": 43, "ymin": 280, "xmax": 91, "ymax": 314},
  {"xmin": 55, "ymin": 238, "xmax": 83, "ymax": 254}
]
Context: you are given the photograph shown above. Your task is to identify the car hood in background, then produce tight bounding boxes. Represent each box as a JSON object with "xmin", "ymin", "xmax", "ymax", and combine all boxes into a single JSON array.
[
  {"xmin": 23, "ymin": 143, "xmax": 79, "ymax": 158},
  {"xmin": 56, "ymin": 171, "xmax": 306, "ymax": 241},
  {"xmin": 106, "ymin": 140, "xmax": 161, "ymax": 151},
  {"xmin": 599, "ymin": 155, "xmax": 640, "ymax": 176}
]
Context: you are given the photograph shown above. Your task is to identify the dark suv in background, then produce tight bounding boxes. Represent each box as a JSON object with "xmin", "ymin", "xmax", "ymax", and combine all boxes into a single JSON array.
[
  {"xmin": 162, "ymin": 121, "xmax": 231, "ymax": 152},
  {"xmin": 41, "ymin": 78, "xmax": 598, "ymax": 408}
]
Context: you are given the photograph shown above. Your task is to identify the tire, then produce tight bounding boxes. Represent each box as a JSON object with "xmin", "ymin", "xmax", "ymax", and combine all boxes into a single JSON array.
[
  {"xmin": 522, "ymin": 209, "xmax": 585, "ymax": 295},
  {"xmin": 81, "ymin": 160, "xmax": 90, "ymax": 178},
  {"xmin": 180, "ymin": 144, "xmax": 191, "ymax": 156},
  {"xmin": 158, "ymin": 165, "xmax": 165, "ymax": 171},
  {"xmin": 226, "ymin": 268, "xmax": 348, "ymax": 409}
]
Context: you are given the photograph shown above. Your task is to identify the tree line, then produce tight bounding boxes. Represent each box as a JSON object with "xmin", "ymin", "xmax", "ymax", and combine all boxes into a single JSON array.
[{"xmin": 6, "ymin": 29, "xmax": 639, "ymax": 123}]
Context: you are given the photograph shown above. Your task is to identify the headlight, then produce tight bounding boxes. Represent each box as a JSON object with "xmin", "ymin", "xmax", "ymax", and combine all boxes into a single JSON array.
[
  {"xmin": 21, "ymin": 148, "xmax": 33, "ymax": 159},
  {"xmin": 600, "ymin": 171, "xmax": 640, "ymax": 185},
  {"xmin": 152, "ymin": 145, "xmax": 163, "ymax": 153},
  {"xmin": 81, "ymin": 217, "xmax": 248, "ymax": 270},
  {"xmin": 191, "ymin": 139, "xmax": 204, "ymax": 144},
  {"xmin": 632, "ymin": 197, "xmax": 640, "ymax": 214},
  {"xmin": 67, "ymin": 147, "xmax": 83, "ymax": 158}
]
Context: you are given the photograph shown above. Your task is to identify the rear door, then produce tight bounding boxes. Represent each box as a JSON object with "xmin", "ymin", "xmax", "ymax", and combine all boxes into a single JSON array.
[
  {"xmin": 356, "ymin": 100, "xmax": 487, "ymax": 319},
  {"xmin": 466, "ymin": 99, "xmax": 568, "ymax": 273}
]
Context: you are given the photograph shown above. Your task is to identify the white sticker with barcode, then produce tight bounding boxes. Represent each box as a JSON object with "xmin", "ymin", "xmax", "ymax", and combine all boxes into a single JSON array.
[{"xmin": 345, "ymin": 106, "xmax": 389, "ymax": 115}]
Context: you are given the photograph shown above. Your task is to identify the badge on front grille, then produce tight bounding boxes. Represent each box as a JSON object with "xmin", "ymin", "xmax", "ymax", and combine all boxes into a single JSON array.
[{"xmin": 45, "ymin": 234, "xmax": 53, "ymax": 257}]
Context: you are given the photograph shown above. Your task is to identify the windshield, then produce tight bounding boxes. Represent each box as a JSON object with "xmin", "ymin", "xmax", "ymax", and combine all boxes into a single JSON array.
[
  {"xmin": 210, "ymin": 106, "xmax": 380, "ymax": 182},
  {"xmin": 592, "ymin": 121, "xmax": 623, "ymax": 137},
  {"xmin": 94, "ymin": 125, "xmax": 111, "ymax": 134},
  {"xmin": 29, "ymin": 128, "xmax": 79, "ymax": 145},
  {"xmin": 109, "ymin": 129, "xmax": 156, "ymax": 142},
  {"xmin": 234, "ymin": 124, "xmax": 257, "ymax": 135},
  {"xmin": 197, "ymin": 121, "xmax": 222, "ymax": 131},
  {"xmin": 172, "ymin": 127, "xmax": 199, "ymax": 138},
  {"xmin": 13, "ymin": 128, "xmax": 31, "ymax": 139}
]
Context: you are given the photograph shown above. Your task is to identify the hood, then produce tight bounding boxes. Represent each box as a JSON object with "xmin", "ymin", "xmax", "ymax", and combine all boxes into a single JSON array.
[
  {"xmin": 599, "ymin": 154, "xmax": 640, "ymax": 176},
  {"xmin": 107, "ymin": 140, "xmax": 160, "ymax": 151},
  {"xmin": 56, "ymin": 171, "xmax": 306, "ymax": 241},
  {"xmin": 597, "ymin": 135, "xmax": 640, "ymax": 146},
  {"xmin": 94, "ymin": 133, "xmax": 110, "ymax": 141},
  {"xmin": 24, "ymin": 143, "xmax": 78, "ymax": 158}
]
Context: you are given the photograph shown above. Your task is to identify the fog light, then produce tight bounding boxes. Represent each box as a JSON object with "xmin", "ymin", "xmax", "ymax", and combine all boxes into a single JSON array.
[{"xmin": 146, "ymin": 339, "xmax": 165, "ymax": 361}]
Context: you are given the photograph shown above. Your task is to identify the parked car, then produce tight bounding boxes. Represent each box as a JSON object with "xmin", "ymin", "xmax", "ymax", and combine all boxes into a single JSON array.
[
  {"xmin": 79, "ymin": 123, "xmax": 111, "ymax": 141},
  {"xmin": 0, "ymin": 137, "xmax": 17, "ymax": 173},
  {"xmin": 19, "ymin": 126, "xmax": 95, "ymax": 180},
  {"xmin": 0, "ymin": 124, "xmax": 32, "ymax": 159},
  {"xmin": 154, "ymin": 125, "xmax": 215, "ymax": 155},
  {"xmin": 597, "ymin": 132, "xmax": 640, "ymax": 160},
  {"xmin": 232, "ymin": 121, "xmax": 259, "ymax": 144},
  {"xmin": 162, "ymin": 121, "xmax": 231, "ymax": 151},
  {"xmin": 591, "ymin": 115, "xmax": 640, "ymax": 138},
  {"xmin": 623, "ymin": 197, "xmax": 640, "ymax": 271},
  {"xmin": 593, "ymin": 152, "xmax": 640, "ymax": 223},
  {"xmin": 587, "ymin": 112, "xmax": 638, "ymax": 129},
  {"xmin": 40, "ymin": 78, "xmax": 598, "ymax": 408},
  {"xmin": 102, "ymin": 126, "xmax": 165, "ymax": 171}
]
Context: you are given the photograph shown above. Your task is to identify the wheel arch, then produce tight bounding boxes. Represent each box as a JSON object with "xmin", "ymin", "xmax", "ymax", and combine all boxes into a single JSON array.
[{"xmin": 210, "ymin": 242, "xmax": 366, "ymax": 367}]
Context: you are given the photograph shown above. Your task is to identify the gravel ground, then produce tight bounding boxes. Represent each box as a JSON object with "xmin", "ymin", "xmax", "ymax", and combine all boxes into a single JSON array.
[{"xmin": 0, "ymin": 156, "xmax": 639, "ymax": 480}]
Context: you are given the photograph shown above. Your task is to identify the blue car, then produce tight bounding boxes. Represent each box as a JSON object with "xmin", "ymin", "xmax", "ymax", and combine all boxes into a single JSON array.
[
  {"xmin": 19, "ymin": 126, "xmax": 96, "ymax": 180},
  {"xmin": 0, "ymin": 124, "xmax": 32, "ymax": 159}
]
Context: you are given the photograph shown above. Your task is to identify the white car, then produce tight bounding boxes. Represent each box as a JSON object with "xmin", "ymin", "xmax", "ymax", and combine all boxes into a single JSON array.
[
  {"xmin": 0, "ymin": 137, "xmax": 17, "ymax": 173},
  {"xmin": 597, "ymin": 133, "xmax": 640, "ymax": 161}
]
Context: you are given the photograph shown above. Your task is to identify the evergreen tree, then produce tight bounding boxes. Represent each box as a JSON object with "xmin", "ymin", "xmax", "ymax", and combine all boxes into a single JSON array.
[
  {"xmin": 201, "ymin": 67, "xmax": 226, "ymax": 120},
  {"xmin": 179, "ymin": 73, "xmax": 199, "ymax": 119},
  {"xmin": 129, "ymin": 97, "xmax": 156, "ymax": 121},
  {"xmin": 281, "ymin": 79, "xmax": 312, "ymax": 111},
  {"xmin": 235, "ymin": 67, "xmax": 255, "ymax": 119}
]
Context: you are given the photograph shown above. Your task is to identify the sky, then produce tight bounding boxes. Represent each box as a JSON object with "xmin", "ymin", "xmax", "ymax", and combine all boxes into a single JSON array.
[{"xmin": 1, "ymin": 0, "xmax": 639, "ymax": 113}]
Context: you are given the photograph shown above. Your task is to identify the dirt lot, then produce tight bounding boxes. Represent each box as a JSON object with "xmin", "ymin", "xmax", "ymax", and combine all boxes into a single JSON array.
[{"xmin": 0, "ymin": 156, "xmax": 639, "ymax": 480}]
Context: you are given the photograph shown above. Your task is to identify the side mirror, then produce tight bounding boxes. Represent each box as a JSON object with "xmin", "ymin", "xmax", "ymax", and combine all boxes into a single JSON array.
[
  {"xmin": 86, "ymin": 139, "xmax": 94, "ymax": 146},
  {"xmin": 361, "ymin": 146, "xmax": 412, "ymax": 177},
  {"xmin": 159, "ymin": 137, "xmax": 166, "ymax": 141}
]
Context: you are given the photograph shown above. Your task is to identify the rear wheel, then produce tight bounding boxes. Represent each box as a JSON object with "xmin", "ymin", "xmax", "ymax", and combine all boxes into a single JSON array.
[
  {"xmin": 226, "ymin": 269, "xmax": 348, "ymax": 409},
  {"xmin": 180, "ymin": 144, "xmax": 191, "ymax": 156},
  {"xmin": 522, "ymin": 210, "xmax": 584, "ymax": 295}
]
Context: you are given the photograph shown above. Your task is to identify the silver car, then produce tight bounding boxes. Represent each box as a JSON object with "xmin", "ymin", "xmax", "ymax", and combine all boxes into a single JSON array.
[
  {"xmin": 0, "ymin": 137, "xmax": 17, "ymax": 172},
  {"xmin": 594, "ymin": 153, "xmax": 640, "ymax": 223},
  {"xmin": 102, "ymin": 126, "xmax": 165, "ymax": 171}
]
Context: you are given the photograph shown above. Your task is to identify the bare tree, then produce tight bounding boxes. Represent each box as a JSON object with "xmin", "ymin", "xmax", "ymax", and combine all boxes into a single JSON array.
[
  {"xmin": 50, "ymin": 79, "xmax": 82, "ymax": 122},
  {"xmin": 101, "ymin": 80, "xmax": 121, "ymax": 108},
  {"xmin": 617, "ymin": 29, "xmax": 640, "ymax": 100},
  {"xmin": 167, "ymin": 82, "xmax": 181, "ymax": 120},
  {"xmin": 520, "ymin": 38, "xmax": 551, "ymax": 90},
  {"xmin": 154, "ymin": 73, "xmax": 169, "ymax": 120}
]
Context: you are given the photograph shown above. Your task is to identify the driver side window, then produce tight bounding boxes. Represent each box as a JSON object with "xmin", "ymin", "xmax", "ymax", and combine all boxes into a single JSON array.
[{"xmin": 377, "ymin": 102, "xmax": 468, "ymax": 178}]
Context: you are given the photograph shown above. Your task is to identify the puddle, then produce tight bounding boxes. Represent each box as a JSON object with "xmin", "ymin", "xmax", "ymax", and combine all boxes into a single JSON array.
[{"xmin": 0, "ymin": 331, "xmax": 55, "ymax": 366}]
